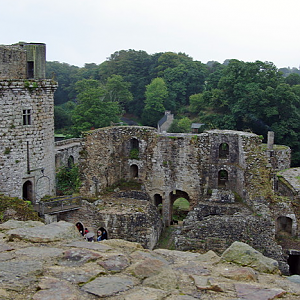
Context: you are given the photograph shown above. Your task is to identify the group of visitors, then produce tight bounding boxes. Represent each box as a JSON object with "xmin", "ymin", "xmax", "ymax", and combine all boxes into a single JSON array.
[{"xmin": 75, "ymin": 222, "xmax": 108, "ymax": 242}]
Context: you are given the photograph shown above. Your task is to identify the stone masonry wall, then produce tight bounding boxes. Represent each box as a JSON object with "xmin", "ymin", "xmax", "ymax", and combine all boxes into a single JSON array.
[
  {"xmin": 59, "ymin": 200, "xmax": 163, "ymax": 250},
  {"xmin": 55, "ymin": 138, "xmax": 83, "ymax": 169},
  {"xmin": 175, "ymin": 209, "xmax": 288, "ymax": 273},
  {"xmin": 0, "ymin": 79, "xmax": 57, "ymax": 201},
  {"xmin": 0, "ymin": 45, "xmax": 27, "ymax": 79},
  {"xmin": 80, "ymin": 127, "xmax": 272, "ymax": 225}
]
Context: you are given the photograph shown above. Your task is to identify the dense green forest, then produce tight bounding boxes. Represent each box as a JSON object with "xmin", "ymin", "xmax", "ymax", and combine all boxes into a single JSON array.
[{"xmin": 46, "ymin": 50, "xmax": 300, "ymax": 166}]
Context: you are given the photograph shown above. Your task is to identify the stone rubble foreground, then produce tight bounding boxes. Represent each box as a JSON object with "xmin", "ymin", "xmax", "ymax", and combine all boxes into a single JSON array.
[{"xmin": 0, "ymin": 220, "xmax": 299, "ymax": 300}]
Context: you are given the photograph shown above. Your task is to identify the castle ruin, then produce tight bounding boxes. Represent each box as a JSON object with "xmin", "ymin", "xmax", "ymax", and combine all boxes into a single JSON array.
[{"xmin": 1, "ymin": 42, "xmax": 300, "ymax": 274}]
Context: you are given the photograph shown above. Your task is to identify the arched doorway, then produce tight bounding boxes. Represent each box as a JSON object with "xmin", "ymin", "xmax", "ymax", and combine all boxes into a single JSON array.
[
  {"xmin": 276, "ymin": 216, "xmax": 293, "ymax": 235},
  {"xmin": 154, "ymin": 194, "xmax": 163, "ymax": 215},
  {"xmin": 68, "ymin": 155, "xmax": 75, "ymax": 169},
  {"xmin": 218, "ymin": 170, "xmax": 228, "ymax": 187},
  {"xmin": 23, "ymin": 180, "xmax": 33, "ymax": 202},
  {"xmin": 169, "ymin": 190, "xmax": 190, "ymax": 225},
  {"xmin": 173, "ymin": 197, "xmax": 190, "ymax": 223},
  {"xmin": 130, "ymin": 164, "xmax": 138, "ymax": 178}
]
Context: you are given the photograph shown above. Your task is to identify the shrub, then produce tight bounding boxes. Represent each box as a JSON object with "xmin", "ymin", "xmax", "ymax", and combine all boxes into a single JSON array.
[{"xmin": 56, "ymin": 164, "xmax": 81, "ymax": 195}]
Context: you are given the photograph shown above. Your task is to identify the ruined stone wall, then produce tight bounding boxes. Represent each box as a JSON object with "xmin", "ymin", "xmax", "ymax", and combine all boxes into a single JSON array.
[
  {"xmin": 55, "ymin": 138, "xmax": 83, "ymax": 169},
  {"xmin": 80, "ymin": 127, "xmax": 273, "ymax": 225},
  {"xmin": 266, "ymin": 147, "xmax": 291, "ymax": 171},
  {"xmin": 0, "ymin": 45, "xmax": 27, "ymax": 79},
  {"xmin": 175, "ymin": 211, "xmax": 288, "ymax": 273},
  {"xmin": 0, "ymin": 79, "xmax": 57, "ymax": 201},
  {"xmin": 80, "ymin": 126, "xmax": 157, "ymax": 196},
  {"xmin": 59, "ymin": 200, "xmax": 163, "ymax": 249},
  {"xmin": 23, "ymin": 43, "xmax": 46, "ymax": 79}
]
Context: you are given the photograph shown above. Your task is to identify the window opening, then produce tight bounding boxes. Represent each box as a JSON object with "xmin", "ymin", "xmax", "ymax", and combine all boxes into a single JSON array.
[
  {"xmin": 68, "ymin": 156, "xmax": 75, "ymax": 169},
  {"xmin": 276, "ymin": 216, "xmax": 293, "ymax": 235},
  {"xmin": 27, "ymin": 61, "xmax": 34, "ymax": 78},
  {"xmin": 219, "ymin": 143, "xmax": 229, "ymax": 158},
  {"xmin": 130, "ymin": 138, "xmax": 139, "ymax": 159},
  {"xmin": 130, "ymin": 138, "xmax": 139, "ymax": 149},
  {"xmin": 218, "ymin": 170, "xmax": 228, "ymax": 187},
  {"xmin": 130, "ymin": 164, "xmax": 138, "ymax": 178},
  {"xmin": 23, "ymin": 109, "xmax": 31, "ymax": 125}
]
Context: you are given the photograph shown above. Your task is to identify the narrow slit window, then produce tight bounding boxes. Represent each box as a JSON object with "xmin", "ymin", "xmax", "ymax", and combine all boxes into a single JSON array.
[
  {"xmin": 23, "ymin": 109, "xmax": 31, "ymax": 125},
  {"xmin": 27, "ymin": 61, "xmax": 34, "ymax": 78}
]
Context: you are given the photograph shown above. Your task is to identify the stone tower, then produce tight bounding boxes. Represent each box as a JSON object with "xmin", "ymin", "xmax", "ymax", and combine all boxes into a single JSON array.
[{"xmin": 0, "ymin": 42, "xmax": 57, "ymax": 203}]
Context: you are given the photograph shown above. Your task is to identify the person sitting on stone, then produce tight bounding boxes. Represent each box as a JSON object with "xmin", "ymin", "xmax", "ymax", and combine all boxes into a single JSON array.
[
  {"xmin": 97, "ymin": 227, "xmax": 108, "ymax": 241},
  {"xmin": 97, "ymin": 229, "xmax": 102, "ymax": 241}
]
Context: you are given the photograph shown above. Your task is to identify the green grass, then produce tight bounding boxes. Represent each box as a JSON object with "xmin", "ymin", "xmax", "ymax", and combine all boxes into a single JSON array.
[
  {"xmin": 173, "ymin": 198, "xmax": 190, "ymax": 210},
  {"xmin": 155, "ymin": 226, "xmax": 176, "ymax": 249},
  {"xmin": 0, "ymin": 194, "xmax": 41, "ymax": 223}
]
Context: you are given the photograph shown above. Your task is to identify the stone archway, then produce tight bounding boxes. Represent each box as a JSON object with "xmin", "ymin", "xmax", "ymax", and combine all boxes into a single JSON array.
[
  {"xmin": 23, "ymin": 180, "xmax": 33, "ymax": 202},
  {"xmin": 130, "ymin": 164, "xmax": 138, "ymax": 178},
  {"xmin": 154, "ymin": 194, "xmax": 163, "ymax": 215},
  {"xmin": 68, "ymin": 155, "xmax": 75, "ymax": 169},
  {"xmin": 168, "ymin": 190, "xmax": 190, "ymax": 225},
  {"xmin": 218, "ymin": 170, "xmax": 228, "ymax": 187},
  {"xmin": 276, "ymin": 216, "xmax": 293, "ymax": 235}
]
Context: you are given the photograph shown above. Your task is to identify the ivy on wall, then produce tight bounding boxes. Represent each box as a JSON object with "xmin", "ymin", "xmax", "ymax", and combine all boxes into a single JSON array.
[{"xmin": 56, "ymin": 164, "xmax": 81, "ymax": 195}]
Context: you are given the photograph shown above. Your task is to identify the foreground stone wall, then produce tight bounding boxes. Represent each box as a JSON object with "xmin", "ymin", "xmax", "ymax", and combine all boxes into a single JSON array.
[
  {"xmin": 0, "ymin": 79, "xmax": 57, "ymax": 201},
  {"xmin": 59, "ymin": 198, "xmax": 163, "ymax": 250},
  {"xmin": 1, "ymin": 220, "xmax": 299, "ymax": 300},
  {"xmin": 175, "ymin": 201, "xmax": 288, "ymax": 273}
]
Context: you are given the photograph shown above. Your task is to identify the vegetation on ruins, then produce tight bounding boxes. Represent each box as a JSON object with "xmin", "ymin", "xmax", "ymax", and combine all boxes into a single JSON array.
[
  {"xmin": 0, "ymin": 194, "xmax": 40, "ymax": 223},
  {"xmin": 47, "ymin": 51, "xmax": 300, "ymax": 165},
  {"xmin": 56, "ymin": 164, "xmax": 81, "ymax": 195}
]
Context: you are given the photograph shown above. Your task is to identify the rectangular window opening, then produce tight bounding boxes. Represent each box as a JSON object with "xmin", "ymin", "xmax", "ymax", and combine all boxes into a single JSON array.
[
  {"xmin": 27, "ymin": 61, "xmax": 34, "ymax": 78},
  {"xmin": 23, "ymin": 109, "xmax": 31, "ymax": 125}
]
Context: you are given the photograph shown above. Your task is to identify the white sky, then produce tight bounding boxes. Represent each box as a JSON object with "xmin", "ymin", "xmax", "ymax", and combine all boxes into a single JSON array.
[{"xmin": 1, "ymin": 0, "xmax": 299, "ymax": 68}]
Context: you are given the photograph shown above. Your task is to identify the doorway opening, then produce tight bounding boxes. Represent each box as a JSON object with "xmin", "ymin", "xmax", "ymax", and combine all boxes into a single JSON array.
[
  {"xmin": 288, "ymin": 251, "xmax": 300, "ymax": 275},
  {"xmin": 154, "ymin": 194, "xmax": 163, "ymax": 215},
  {"xmin": 218, "ymin": 170, "xmax": 228, "ymax": 187},
  {"xmin": 169, "ymin": 190, "xmax": 190, "ymax": 225},
  {"xmin": 23, "ymin": 180, "xmax": 33, "ymax": 202},
  {"xmin": 130, "ymin": 164, "xmax": 138, "ymax": 178}
]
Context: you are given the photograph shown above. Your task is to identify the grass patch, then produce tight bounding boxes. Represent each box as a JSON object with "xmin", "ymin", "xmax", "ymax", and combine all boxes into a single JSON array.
[
  {"xmin": 0, "ymin": 194, "xmax": 41, "ymax": 223},
  {"xmin": 155, "ymin": 226, "xmax": 176, "ymax": 250},
  {"xmin": 173, "ymin": 198, "xmax": 190, "ymax": 210}
]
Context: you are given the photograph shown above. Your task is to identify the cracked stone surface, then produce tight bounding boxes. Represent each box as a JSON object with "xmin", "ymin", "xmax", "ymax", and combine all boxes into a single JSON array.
[{"xmin": 0, "ymin": 220, "xmax": 299, "ymax": 300}]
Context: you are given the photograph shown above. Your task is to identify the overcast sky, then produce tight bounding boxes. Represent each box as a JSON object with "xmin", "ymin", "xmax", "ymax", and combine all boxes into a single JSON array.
[{"xmin": 1, "ymin": 0, "xmax": 299, "ymax": 69}]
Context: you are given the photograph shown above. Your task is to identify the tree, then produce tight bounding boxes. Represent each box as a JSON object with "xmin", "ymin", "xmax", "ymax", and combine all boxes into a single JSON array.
[
  {"xmin": 46, "ymin": 61, "xmax": 80, "ymax": 105},
  {"xmin": 142, "ymin": 78, "xmax": 168, "ymax": 126},
  {"xmin": 54, "ymin": 106, "xmax": 73, "ymax": 130},
  {"xmin": 168, "ymin": 117, "xmax": 192, "ymax": 133},
  {"xmin": 72, "ymin": 79, "xmax": 121, "ymax": 136},
  {"xmin": 285, "ymin": 73, "xmax": 300, "ymax": 86},
  {"xmin": 104, "ymin": 75, "xmax": 133, "ymax": 110}
]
